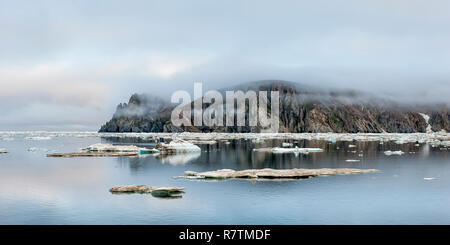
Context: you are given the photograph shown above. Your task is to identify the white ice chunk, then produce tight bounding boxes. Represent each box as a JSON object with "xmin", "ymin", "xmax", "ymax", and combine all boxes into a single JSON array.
[
  {"xmin": 272, "ymin": 146, "xmax": 323, "ymax": 154},
  {"xmin": 157, "ymin": 140, "xmax": 201, "ymax": 154},
  {"xmin": 424, "ymin": 177, "xmax": 438, "ymax": 181},
  {"xmin": 83, "ymin": 143, "xmax": 141, "ymax": 152},
  {"xmin": 188, "ymin": 140, "xmax": 217, "ymax": 145},
  {"xmin": 384, "ymin": 150, "xmax": 405, "ymax": 156},
  {"xmin": 27, "ymin": 147, "xmax": 49, "ymax": 152},
  {"xmin": 25, "ymin": 136, "xmax": 52, "ymax": 141}
]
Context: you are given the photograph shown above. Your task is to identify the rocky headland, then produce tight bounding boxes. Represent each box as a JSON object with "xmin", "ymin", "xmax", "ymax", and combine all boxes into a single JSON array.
[{"xmin": 100, "ymin": 80, "xmax": 450, "ymax": 133}]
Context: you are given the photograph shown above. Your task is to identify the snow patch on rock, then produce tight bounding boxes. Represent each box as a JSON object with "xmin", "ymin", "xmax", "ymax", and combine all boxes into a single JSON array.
[{"xmin": 419, "ymin": 113, "xmax": 433, "ymax": 133}]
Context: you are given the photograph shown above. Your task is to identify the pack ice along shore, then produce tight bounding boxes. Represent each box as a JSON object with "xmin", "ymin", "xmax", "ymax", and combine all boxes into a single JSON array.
[
  {"xmin": 1, "ymin": 131, "xmax": 448, "ymax": 148},
  {"xmin": 99, "ymin": 80, "xmax": 449, "ymax": 133}
]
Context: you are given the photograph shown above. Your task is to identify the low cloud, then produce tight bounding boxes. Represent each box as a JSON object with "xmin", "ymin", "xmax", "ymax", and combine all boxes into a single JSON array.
[
  {"xmin": 0, "ymin": 63, "xmax": 108, "ymax": 109},
  {"xmin": 1, "ymin": 0, "xmax": 449, "ymax": 130}
]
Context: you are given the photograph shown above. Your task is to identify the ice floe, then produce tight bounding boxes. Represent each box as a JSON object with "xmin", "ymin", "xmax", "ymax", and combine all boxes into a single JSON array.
[
  {"xmin": 252, "ymin": 147, "xmax": 273, "ymax": 153},
  {"xmin": 27, "ymin": 147, "xmax": 49, "ymax": 152},
  {"xmin": 47, "ymin": 152, "xmax": 139, "ymax": 157},
  {"xmin": 272, "ymin": 147, "xmax": 323, "ymax": 154},
  {"xmin": 187, "ymin": 140, "xmax": 217, "ymax": 145},
  {"xmin": 156, "ymin": 140, "xmax": 201, "ymax": 154},
  {"xmin": 83, "ymin": 143, "xmax": 141, "ymax": 152},
  {"xmin": 109, "ymin": 185, "xmax": 185, "ymax": 198},
  {"xmin": 424, "ymin": 177, "xmax": 438, "ymax": 181},
  {"xmin": 384, "ymin": 150, "xmax": 405, "ymax": 156},
  {"xmin": 282, "ymin": 142, "xmax": 293, "ymax": 147},
  {"xmin": 345, "ymin": 159, "xmax": 361, "ymax": 162},
  {"xmin": 48, "ymin": 142, "xmax": 157, "ymax": 157},
  {"xmin": 25, "ymin": 136, "xmax": 52, "ymax": 141},
  {"xmin": 181, "ymin": 168, "xmax": 379, "ymax": 181}
]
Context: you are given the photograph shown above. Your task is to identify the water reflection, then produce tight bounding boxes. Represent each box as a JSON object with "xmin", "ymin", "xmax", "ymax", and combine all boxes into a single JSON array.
[
  {"xmin": 110, "ymin": 190, "xmax": 184, "ymax": 199},
  {"xmin": 156, "ymin": 152, "xmax": 201, "ymax": 165},
  {"xmin": 111, "ymin": 138, "xmax": 445, "ymax": 172},
  {"xmin": 1, "ymin": 135, "xmax": 450, "ymax": 224}
]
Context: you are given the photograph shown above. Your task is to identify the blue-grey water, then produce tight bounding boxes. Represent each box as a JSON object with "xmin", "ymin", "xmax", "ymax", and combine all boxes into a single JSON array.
[{"xmin": 0, "ymin": 133, "xmax": 449, "ymax": 224}]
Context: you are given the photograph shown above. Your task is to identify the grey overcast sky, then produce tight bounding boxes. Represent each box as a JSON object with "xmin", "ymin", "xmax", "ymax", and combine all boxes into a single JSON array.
[{"xmin": 1, "ymin": 0, "xmax": 449, "ymax": 130}]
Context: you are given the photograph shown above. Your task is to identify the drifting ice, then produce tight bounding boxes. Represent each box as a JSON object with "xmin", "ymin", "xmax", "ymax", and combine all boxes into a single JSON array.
[
  {"xmin": 384, "ymin": 150, "xmax": 405, "ymax": 156},
  {"xmin": 156, "ymin": 140, "xmax": 201, "ymax": 154},
  {"xmin": 2, "ymin": 131, "xmax": 449, "ymax": 146},
  {"xmin": 25, "ymin": 136, "xmax": 52, "ymax": 141},
  {"xmin": 182, "ymin": 168, "xmax": 379, "ymax": 180},
  {"xmin": 424, "ymin": 177, "xmax": 438, "ymax": 181},
  {"xmin": 282, "ymin": 142, "xmax": 293, "ymax": 147},
  {"xmin": 27, "ymin": 147, "xmax": 49, "ymax": 152},
  {"xmin": 83, "ymin": 143, "xmax": 142, "ymax": 152},
  {"xmin": 272, "ymin": 146, "xmax": 323, "ymax": 154},
  {"xmin": 109, "ymin": 185, "xmax": 185, "ymax": 198}
]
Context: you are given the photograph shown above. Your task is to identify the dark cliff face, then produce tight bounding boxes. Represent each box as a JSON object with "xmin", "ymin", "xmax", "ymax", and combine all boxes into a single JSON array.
[
  {"xmin": 100, "ymin": 94, "xmax": 178, "ymax": 133},
  {"xmin": 99, "ymin": 80, "xmax": 449, "ymax": 133},
  {"xmin": 429, "ymin": 110, "xmax": 450, "ymax": 132}
]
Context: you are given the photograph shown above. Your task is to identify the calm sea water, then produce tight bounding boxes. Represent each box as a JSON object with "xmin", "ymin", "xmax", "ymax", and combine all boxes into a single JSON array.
[{"xmin": 0, "ymin": 133, "xmax": 449, "ymax": 224}]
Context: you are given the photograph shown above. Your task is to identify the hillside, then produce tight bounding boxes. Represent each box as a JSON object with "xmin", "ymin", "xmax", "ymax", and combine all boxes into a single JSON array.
[{"xmin": 99, "ymin": 80, "xmax": 450, "ymax": 133}]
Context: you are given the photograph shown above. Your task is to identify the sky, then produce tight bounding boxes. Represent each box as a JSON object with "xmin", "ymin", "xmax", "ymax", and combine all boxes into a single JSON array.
[{"xmin": 0, "ymin": 0, "xmax": 449, "ymax": 130}]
